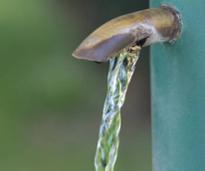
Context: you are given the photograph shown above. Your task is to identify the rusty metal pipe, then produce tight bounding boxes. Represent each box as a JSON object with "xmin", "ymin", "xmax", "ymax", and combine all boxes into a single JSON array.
[{"xmin": 72, "ymin": 4, "xmax": 182, "ymax": 62}]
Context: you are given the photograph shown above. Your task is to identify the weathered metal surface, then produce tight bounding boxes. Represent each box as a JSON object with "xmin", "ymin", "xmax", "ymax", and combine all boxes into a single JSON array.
[{"xmin": 73, "ymin": 6, "xmax": 181, "ymax": 62}]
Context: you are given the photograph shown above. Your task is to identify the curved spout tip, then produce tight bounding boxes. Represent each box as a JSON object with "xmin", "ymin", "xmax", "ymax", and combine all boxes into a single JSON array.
[
  {"xmin": 72, "ymin": 47, "xmax": 107, "ymax": 62},
  {"xmin": 72, "ymin": 47, "xmax": 105, "ymax": 62},
  {"xmin": 73, "ymin": 33, "xmax": 135, "ymax": 62},
  {"xmin": 72, "ymin": 49, "xmax": 87, "ymax": 61}
]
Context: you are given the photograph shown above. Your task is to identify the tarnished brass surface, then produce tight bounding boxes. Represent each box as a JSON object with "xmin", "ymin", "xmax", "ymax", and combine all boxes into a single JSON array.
[{"xmin": 73, "ymin": 5, "xmax": 181, "ymax": 62}]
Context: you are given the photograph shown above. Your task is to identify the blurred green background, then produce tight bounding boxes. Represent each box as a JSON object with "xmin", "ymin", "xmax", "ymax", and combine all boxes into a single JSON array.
[{"xmin": 0, "ymin": 0, "xmax": 151, "ymax": 170}]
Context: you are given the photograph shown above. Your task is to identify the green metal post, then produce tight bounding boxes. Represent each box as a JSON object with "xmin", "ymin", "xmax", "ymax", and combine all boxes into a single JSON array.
[{"xmin": 150, "ymin": 1, "xmax": 205, "ymax": 171}]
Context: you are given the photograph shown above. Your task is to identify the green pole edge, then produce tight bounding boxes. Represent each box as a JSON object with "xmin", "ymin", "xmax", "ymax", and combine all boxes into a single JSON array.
[{"xmin": 150, "ymin": 0, "xmax": 205, "ymax": 171}]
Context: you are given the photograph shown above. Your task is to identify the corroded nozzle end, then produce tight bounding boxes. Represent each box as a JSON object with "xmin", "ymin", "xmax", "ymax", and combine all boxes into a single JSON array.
[{"xmin": 160, "ymin": 4, "xmax": 182, "ymax": 43}]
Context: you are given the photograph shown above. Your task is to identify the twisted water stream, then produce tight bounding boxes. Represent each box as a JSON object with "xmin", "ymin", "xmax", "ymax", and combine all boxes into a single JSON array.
[{"xmin": 94, "ymin": 45, "xmax": 141, "ymax": 171}]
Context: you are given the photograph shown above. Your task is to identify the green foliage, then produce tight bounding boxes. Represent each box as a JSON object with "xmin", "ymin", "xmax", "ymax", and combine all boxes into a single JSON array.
[{"xmin": 0, "ymin": 0, "xmax": 151, "ymax": 170}]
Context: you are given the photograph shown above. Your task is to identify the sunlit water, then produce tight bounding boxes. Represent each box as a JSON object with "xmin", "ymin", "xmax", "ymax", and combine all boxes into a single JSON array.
[{"xmin": 95, "ymin": 46, "xmax": 141, "ymax": 171}]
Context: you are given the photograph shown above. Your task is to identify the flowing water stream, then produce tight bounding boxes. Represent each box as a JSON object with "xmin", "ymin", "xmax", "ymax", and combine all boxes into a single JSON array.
[{"xmin": 94, "ymin": 45, "xmax": 141, "ymax": 171}]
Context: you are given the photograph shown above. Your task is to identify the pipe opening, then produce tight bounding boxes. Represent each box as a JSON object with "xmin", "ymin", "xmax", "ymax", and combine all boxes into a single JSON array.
[{"xmin": 135, "ymin": 37, "xmax": 149, "ymax": 47}]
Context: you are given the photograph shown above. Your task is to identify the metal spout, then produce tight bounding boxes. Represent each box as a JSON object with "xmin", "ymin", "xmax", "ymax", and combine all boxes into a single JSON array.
[{"xmin": 73, "ymin": 4, "xmax": 182, "ymax": 62}]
